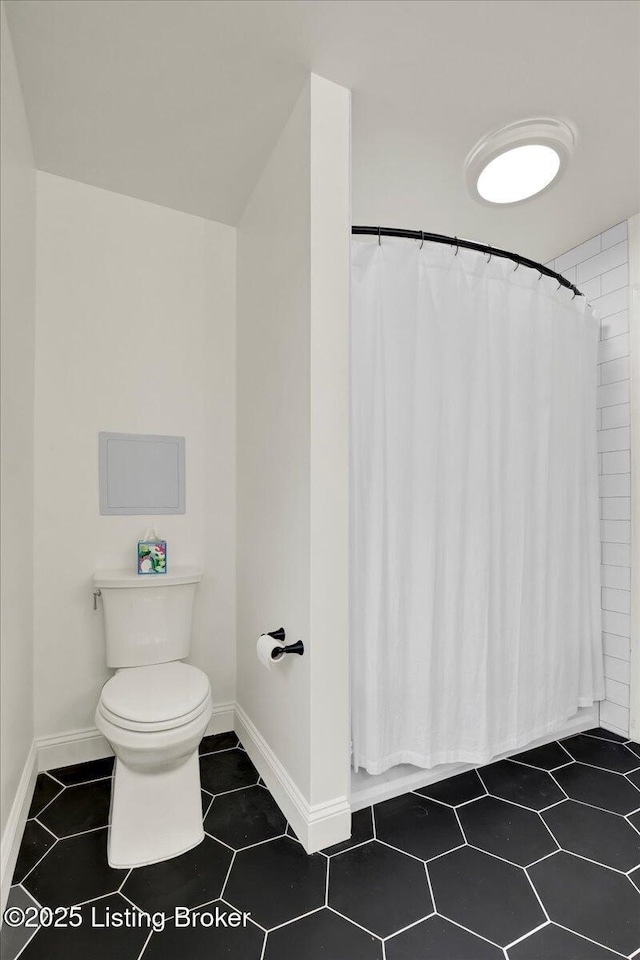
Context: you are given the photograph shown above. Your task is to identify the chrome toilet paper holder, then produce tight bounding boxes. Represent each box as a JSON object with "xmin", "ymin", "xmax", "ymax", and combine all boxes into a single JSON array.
[{"xmin": 266, "ymin": 627, "xmax": 304, "ymax": 659}]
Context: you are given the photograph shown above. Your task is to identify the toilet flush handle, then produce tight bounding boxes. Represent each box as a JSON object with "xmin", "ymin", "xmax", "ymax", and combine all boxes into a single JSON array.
[{"xmin": 93, "ymin": 589, "xmax": 102, "ymax": 611}]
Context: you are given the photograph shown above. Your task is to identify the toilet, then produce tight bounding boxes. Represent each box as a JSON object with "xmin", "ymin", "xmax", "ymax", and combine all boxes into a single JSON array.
[{"xmin": 94, "ymin": 567, "xmax": 212, "ymax": 869}]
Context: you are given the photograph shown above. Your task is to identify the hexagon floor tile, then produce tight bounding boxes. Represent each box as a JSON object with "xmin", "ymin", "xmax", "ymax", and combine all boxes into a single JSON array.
[
  {"xmin": 428, "ymin": 845, "xmax": 545, "ymax": 947},
  {"xmin": 263, "ymin": 908, "xmax": 382, "ymax": 960},
  {"xmin": 478, "ymin": 759, "xmax": 565, "ymax": 810},
  {"xmin": 528, "ymin": 851, "xmax": 640, "ymax": 956},
  {"xmin": 27, "ymin": 773, "xmax": 63, "ymax": 818},
  {"xmin": 16, "ymin": 895, "xmax": 150, "ymax": 960},
  {"xmin": 23, "ymin": 827, "xmax": 127, "ymax": 907},
  {"xmin": 542, "ymin": 799, "xmax": 640, "ymax": 871},
  {"xmin": 224, "ymin": 836, "xmax": 327, "ymax": 929},
  {"xmin": 204, "ymin": 784, "xmax": 286, "ymax": 849},
  {"xmin": 38, "ymin": 779, "xmax": 112, "ymax": 838},
  {"xmin": 199, "ymin": 747, "xmax": 260, "ymax": 794},
  {"xmin": 328, "ymin": 840, "xmax": 433, "ymax": 938},
  {"xmin": 414, "ymin": 769, "xmax": 486, "ymax": 805},
  {"xmin": 458, "ymin": 795, "xmax": 558, "ymax": 866},
  {"xmin": 11, "ymin": 820, "xmax": 55, "ymax": 883},
  {"xmin": 507, "ymin": 922, "xmax": 627, "ymax": 960},
  {"xmin": 5, "ymin": 730, "xmax": 640, "ymax": 960},
  {"xmin": 141, "ymin": 901, "xmax": 265, "ymax": 960},
  {"xmin": 554, "ymin": 761, "xmax": 640, "ymax": 814},
  {"xmin": 386, "ymin": 914, "xmax": 503, "ymax": 959},
  {"xmin": 374, "ymin": 792, "xmax": 464, "ymax": 860},
  {"xmin": 510, "ymin": 740, "xmax": 572, "ymax": 771},
  {"xmin": 122, "ymin": 835, "xmax": 233, "ymax": 914},
  {"xmin": 561, "ymin": 734, "xmax": 640, "ymax": 774}
]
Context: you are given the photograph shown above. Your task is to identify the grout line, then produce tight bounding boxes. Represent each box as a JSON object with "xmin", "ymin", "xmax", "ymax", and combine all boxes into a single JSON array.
[
  {"xmin": 453, "ymin": 807, "xmax": 467, "ymax": 845},
  {"xmin": 325, "ymin": 905, "xmax": 385, "ymax": 941},
  {"xmin": 324, "ymin": 837, "xmax": 374, "ymax": 859},
  {"xmin": 219, "ymin": 895, "xmax": 268, "ymax": 934},
  {"xmin": 39, "ymin": 823, "xmax": 109, "ymax": 843},
  {"xmin": 522, "ymin": 865, "xmax": 550, "ymax": 924},
  {"xmin": 526, "ymin": 849, "xmax": 559, "ymax": 870},
  {"xmin": 135, "ymin": 927, "xmax": 155, "ymax": 960},
  {"xmin": 423, "ymin": 861, "xmax": 437, "ymax": 913},
  {"xmin": 9, "ymin": 926, "xmax": 41, "ymax": 960},
  {"xmin": 551, "ymin": 920, "xmax": 629, "ymax": 957},
  {"xmin": 116, "ymin": 868, "xmax": 132, "ymax": 893},
  {"xmin": 435, "ymin": 911, "xmax": 504, "ymax": 951},
  {"xmin": 324, "ymin": 856, "xmax": 330, "ymax": 906},
  {"xmin": 266, "ymin": 905, "xmax": 325, "ymax": 934},
  {"xmin": 258, "ymin": 930, "xmax": 268, "ymax": 960},
  {"xmin": 32, "ymin": 817, "xmax": 58, "ymax": 841},
  {"xmin": 504, "ymin": 920, "xmax": 550, "ymax": 951},
  {"xmin": 219, "ymin": 849, "xmax": 236, "ymax": 902},
  {"xmin": 376, "ymin": 836, "xmax": 465, "ymax": 866},
  {"xmin": 198, "ymin": 745, "xmax": 241, "ymax": 759},
  {"xmin": 421, "ymin": 842, "xmax": 469, "ymax": 867},
  {"xmin": 68, "ymin": 890, "xmax": 118, "ymax": 909},
  {"xmin": 380, "ymin": 909, "xmax": 435, "ymax": 942},
  {"xmin": 31, "ymin": 788, "xmax": 66, "ymax": 820},
  {"xmin": 201, "ymin": 782, "xmax": 258, "ymax": 799},
  {"xmin": 44, "ymin": 772, "xmax": 67, "ymax": 787}
]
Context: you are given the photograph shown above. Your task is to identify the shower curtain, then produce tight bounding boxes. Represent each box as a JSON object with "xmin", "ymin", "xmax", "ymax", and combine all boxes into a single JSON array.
[{"xmin": 350, "ymin": 238, "xmax": 604, "ymax": 774}]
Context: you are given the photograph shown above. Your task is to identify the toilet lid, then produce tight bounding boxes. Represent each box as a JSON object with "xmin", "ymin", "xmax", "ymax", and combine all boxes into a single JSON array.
[{"xmin": 100, "ymin": 662, "xmax": 210, "ymax": 724}]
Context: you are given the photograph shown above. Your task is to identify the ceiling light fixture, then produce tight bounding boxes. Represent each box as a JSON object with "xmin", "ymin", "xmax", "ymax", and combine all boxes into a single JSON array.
[{"xmin": 465, "ymin": 118, "xmax": 576, "ymax": 206}]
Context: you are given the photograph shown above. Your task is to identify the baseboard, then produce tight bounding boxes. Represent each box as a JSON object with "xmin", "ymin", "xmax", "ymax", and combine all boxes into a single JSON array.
[
  {"xmin": 234, "ymin": 704, "xmax": 350, "ymax": 853},
  {"xmin": 1, "ymin": 741, "xmax": 37, "ymax": 915},
  {"xmin": 207, "ymin": 701, "xmax": 235, "ymax": 737},
  {"xmin": 36, "ymin": 726, "xmax": 114, "ymax": 771},
  {"xmin": 350, "ymin": 704, "xmax": 599, "ymax": 811},
  {"xmin": 35, "ymin": 701, "xmax": 236, "ymax": 772}
]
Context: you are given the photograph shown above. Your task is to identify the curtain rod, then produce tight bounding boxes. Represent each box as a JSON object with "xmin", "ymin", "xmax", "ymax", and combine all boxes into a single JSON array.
[{"xmin": 351, "ymin": 226, "xmax": 583, "ymax": 298}]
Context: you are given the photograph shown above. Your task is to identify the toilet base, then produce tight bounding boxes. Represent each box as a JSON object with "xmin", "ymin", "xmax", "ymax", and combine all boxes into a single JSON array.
[{"xmin": 107, "ymin": 750, "xmax": 204, "ymax": 869}]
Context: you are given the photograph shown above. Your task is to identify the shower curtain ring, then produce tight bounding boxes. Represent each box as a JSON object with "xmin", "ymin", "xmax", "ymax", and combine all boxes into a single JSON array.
[
  {"xmin": 572, "ymin": 290, "xmax": 577, "ymax": 299},
  {"xmin": 557, "ymin": 280, "xmax": 562, "ymax": 290},
  {"xmin": 513, "ymin": 261, "xmax": 520, "ymax": 272},
  {"xmin": 420, "ymin": 230, "xmax": 424, "ymax": 250},
  {"xmin": 538, "ymin": 270, "xmax": 543, "ymax": 280},
  {"xmin": 454, "ymin": 237, "xmax": 459, "ymax": 256},
  {"xmin": 378, "ymin": 226, "xmax": 381, "ymax": 246},
  {"xmin": 486, "ymin": 246, "xmax": 492, "ymax": 263}
]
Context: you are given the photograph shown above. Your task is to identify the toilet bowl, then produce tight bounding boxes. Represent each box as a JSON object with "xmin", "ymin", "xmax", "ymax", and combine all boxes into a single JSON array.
[
  {"xmin": 93, "ymin": 568, "xmax": 210, "ymax": 869},
  {"xmin": 96, "ymin": 661, "xmax": 212, "ymax": 868}
]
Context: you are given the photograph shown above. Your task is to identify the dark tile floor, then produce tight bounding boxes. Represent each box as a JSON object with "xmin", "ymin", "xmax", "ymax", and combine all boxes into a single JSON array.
[{"xmin": 2, "ymin": 727, "xmax": 640, "ymax": 959}]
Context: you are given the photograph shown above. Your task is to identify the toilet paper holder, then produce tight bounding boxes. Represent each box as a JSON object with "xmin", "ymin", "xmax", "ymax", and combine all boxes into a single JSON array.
[{"xmin": 266, "ymin": 627, "xmax": 304, "ymax": 660}]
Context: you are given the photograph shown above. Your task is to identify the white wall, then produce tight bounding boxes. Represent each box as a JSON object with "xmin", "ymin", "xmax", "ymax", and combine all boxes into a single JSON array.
[
  {"xmin": 0, "ymin": 0, "xmax": 36, "ymax": 842},
  {"xmin": 236, "ymin": 74, "xmax": 350, "ymax": 850},
  {"xmin": 33, "ymin": 173, "xmax": 236, "ymax": 739},
  {"xmin": 549, "ymin": 222, "xmax": 633, "ymax": 736}
]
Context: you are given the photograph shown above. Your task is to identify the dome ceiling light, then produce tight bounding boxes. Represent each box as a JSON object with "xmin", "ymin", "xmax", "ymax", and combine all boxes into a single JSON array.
[{"xmin": 465, "ymin": 118, "xmax": 576, "ymax": 206}]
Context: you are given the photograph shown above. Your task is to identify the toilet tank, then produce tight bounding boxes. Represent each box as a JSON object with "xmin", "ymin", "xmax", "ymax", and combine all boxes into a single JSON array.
[{"xmin": 93, "ymin": 568, "xmax": 202, "ymax": 668}]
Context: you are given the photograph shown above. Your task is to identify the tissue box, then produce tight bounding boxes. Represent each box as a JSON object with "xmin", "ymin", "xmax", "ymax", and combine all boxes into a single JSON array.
[{"xmin": 137, "ymin": 539, "xmax": 167, "ymax": 575}]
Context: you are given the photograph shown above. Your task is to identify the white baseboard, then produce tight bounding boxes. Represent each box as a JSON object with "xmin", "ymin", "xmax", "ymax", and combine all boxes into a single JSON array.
[
  {"xmin": 36, "ymin": 726, "xmax": 113, "ymax": 772},
  {"xmin": 234, "ymin": 704, "xmax": 350, "ymax": 854},
  {"xmin": 350, "ymin": 704, "xmax": 599, "ymax": 810},
  {"xmin": 207, "ymin": 701, "xmax": 235, "ymax": 737},
  {"xmin": 34, "ymin": 701, "xmax": 236, "ymax": 772},
  {"xmin": 1, "ymin": 741, "xmax": 37, "ymax": 915}
]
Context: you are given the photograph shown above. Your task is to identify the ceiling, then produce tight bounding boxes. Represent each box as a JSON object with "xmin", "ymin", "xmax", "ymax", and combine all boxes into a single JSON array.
[{"xmin": 5, "ymin": 0, "xmax": 639, "ymax": 261}]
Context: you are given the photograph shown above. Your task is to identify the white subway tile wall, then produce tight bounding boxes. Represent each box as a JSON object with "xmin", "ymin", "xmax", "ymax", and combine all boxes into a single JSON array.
[{"xmin": 548, "ymin": 221, "xmax": 631, "ymax": 737}]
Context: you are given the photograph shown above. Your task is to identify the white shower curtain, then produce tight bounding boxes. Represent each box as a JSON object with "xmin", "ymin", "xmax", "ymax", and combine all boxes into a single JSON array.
[{"xmin": 351, "ymin": 238, "xmax": 604, "ymax": 775}]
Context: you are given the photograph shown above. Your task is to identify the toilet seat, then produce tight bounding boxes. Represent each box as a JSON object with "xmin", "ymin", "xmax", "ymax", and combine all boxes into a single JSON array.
[{"xmin": 98, "ymin": 662, "xmax": 211, "ymax": 732}]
